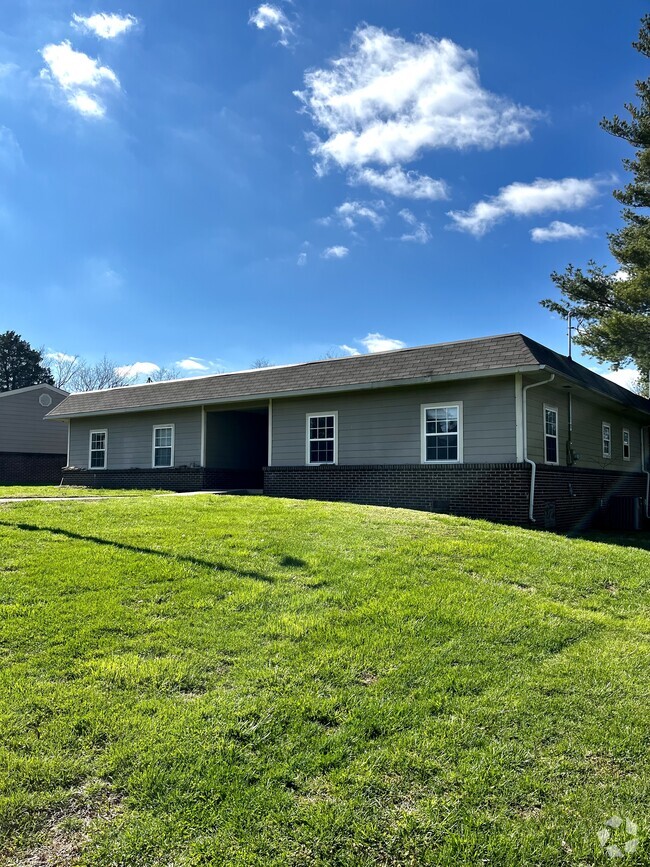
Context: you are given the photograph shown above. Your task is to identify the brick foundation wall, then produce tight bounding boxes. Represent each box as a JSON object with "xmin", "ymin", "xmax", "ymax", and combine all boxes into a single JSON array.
[
  {"xmin": 61, "ymin": 467, "xmax": 205, "ymax": 492},
  {"xmin": 0, "ymin": 452, "xmax": 67, "ymax": 485},
  {"xmin": 60, "ymin": 466, "xmax": 263, "ymax": 492},
  {"xmin": 532, "ymin": 464, "xmax": 647, "ymax": 532},
  {"xmin": 264, "ymin": 464, "xmax": 649, "ymax": 532}
]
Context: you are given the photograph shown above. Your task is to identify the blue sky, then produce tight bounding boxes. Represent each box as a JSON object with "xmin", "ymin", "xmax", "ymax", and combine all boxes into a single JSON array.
[{"xmin": 0, "ymin": 1, "xmax": 645, "ymax": 383}]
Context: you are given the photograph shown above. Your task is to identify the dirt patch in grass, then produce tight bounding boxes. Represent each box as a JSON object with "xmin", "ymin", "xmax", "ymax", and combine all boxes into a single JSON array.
[{"xmin": 2, "ymin": 781, "xmax": 122, "ymax": 866}]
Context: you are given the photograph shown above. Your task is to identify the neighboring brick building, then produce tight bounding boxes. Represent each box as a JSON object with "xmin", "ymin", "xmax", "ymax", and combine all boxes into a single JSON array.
[
  {"xmin": 48, "ymin": 334, "xmax": 650, "ymax": 531},
  {"xmin": 0, "ymin": 384, "xmax": 69, "ymax": 484}
]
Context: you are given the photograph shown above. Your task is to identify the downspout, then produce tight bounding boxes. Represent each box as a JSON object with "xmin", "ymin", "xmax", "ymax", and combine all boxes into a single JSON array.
[
  {"xmin": 522, "ymin": 373, "xmax": 556, "ymax": 523},
  {"xmin": 642, "ymin": 426, "xmax": 650, "ymax": 520}
]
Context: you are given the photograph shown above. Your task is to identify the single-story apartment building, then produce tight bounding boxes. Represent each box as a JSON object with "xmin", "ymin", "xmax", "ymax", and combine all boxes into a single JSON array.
[
  {"xmin": 47, "ymin": 333, "xmax": 650, "ymax": 531},
  {"xmin": 1, "ymin": 384, "xmax": 69, "ymax": 484}
]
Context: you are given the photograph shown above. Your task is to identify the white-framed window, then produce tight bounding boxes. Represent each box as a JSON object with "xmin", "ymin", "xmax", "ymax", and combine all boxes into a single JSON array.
[
  {"xmin": 602, "ymin": 422, "xmax": 612, "ymax": 459},
  {"xmin": 306, "ymin": 412, "xmax": 337, "ymax": 464},
  {"xmin": 89, "ymin": 429, "xmax": 107, "ymax": 469},
  {"xmin": 152, "ymin": 425, "xmax": 175, "ymax": 468},
  {"xmin": 421, "ymin": 403, "xmax": 463, "ymax": 463},
  {"xmin": 544, "ymin": 405, "xmax": 559, "ymax": 465},
  {"xmin": 622, "ymin": 428, "xmax": 631, "ymax": 461}
]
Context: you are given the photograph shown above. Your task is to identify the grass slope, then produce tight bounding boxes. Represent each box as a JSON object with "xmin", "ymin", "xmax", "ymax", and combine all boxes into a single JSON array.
[
  {"xmin": 0, "ymin": 496, "xmax": 649, "ymax": 866},
  {"xmin": 0, "ymin": 486, "xmax": 164, "ymax": 499}
]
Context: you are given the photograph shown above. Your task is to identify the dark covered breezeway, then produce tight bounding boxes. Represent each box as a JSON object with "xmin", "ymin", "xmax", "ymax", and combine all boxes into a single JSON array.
[{"xmin": 204, "ymin": 404, "xmax": 268, "ymax": 488}]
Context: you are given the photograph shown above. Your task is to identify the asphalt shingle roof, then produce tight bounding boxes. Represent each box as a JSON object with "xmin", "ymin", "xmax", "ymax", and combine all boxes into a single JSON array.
[{"xmin": 47, "ymin": 333, "xmax": 650, "ymax": 418}]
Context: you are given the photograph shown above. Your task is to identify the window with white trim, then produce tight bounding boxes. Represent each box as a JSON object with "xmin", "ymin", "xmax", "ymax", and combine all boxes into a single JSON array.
[
  {"xmin": 544, "ymin": 406, "xmax": 559, "ymax": 464},
  {"xmin": 422, "ymin": 404, "xmax": 462, "ymax": 463},
  {"xmin": 89, "ymin": 430, "xmax": 107, "ymax": 469},
  {"xmin": 602, "ymin": 422, "xmax": 612, "ymax": 459},
  {"xmin": 307, "ymin": 413, "xmax": 337, "ymax": 464},
  {"xmin": 622, "ymin": 428, "xmax": 630, "ymax": 461},
  {"xmin": 153, "ymin": 425, "xmax": 174, "ymax": 467}
]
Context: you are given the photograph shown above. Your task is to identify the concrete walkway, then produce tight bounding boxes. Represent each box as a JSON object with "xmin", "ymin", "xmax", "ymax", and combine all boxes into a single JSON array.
[{"xmin": 0, "ymin": 490, "xmax": 262, "ymax": 504}]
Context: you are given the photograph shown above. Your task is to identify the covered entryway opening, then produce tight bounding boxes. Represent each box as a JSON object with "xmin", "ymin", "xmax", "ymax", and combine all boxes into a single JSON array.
[{"xmin": 204, "ymin": 405, "xmax": 268, "ymax": 489}]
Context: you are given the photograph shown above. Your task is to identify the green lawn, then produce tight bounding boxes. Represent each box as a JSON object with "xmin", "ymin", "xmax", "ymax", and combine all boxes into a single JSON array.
[
  {"xmin": 0, "ymin": 496, "xmax": 649, "ymax": 866},
  {"xmin": 0, "ymin": 486, "xmax": 166, "ymax": 499}
]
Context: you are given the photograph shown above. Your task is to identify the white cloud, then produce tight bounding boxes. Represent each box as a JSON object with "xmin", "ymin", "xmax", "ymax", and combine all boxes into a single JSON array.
[
  {"xmin": 322, "ymin": 245, "xmax": 349, "ymax": 259},
  {"xmin": 116, "ymin": 361, "xmax": 160, "ymax": 378},
  {"xmin": 249, "ymin": 4, "xmax": 294, "ymax": 47},
  {"xmin": 46, "ymin": 350, "xmax": 76, "ymax": 363},
  {"xmin": 340, "ymin": 344, "xmax": 361, "ymax": 356},
  {"xmin": 39, "ymin": 40, "xmax": 119, "ymax": 117},
  {"xmin": 351, "ymin": 165, "xmax": 448, "ymax": 200},
  {"xmin": 612, "ymin": 269, "xmax": 630, "ymax": 282},
  {"xmin": 72, "ymin": 12, "xmax": 137, "ymax": 39},
  {"xmin": 68, "ymin": 90, "xmax": 105, "ymax": 117},
  {"xmin": 530, "ymin": 220, "xmax": 590, "ymax": 243},
  {"xmin": 597, "ymin": 368, "xmax": 640, "ymax": 392},
  {"xmin": 297, "ymin": 251, "xmax": 307, "ymax": 266},
  {"xmin": 327, "ymin": 200, "xmax": 385, "ymax": 230},
  {"xmin": 177, "ymin": 357, "xmax": 210, "ymax": 371},
  {"xmin": 359, "ymin": 332, "xmax": 406, "ymax": 353},
  {"xmin": 295, "ymin": 25, "xmax": 540, "ymax": 175},
  {"xmin": 0, "ymin": 126, "xmax": 24, "ymax": 172},
  {"xmin": 448, "ymin": 177, "xmax": 602, "ymax": 237},
  {"xmin": 398, "ymin": 208, "xmax": 431, "ymax": 243}
]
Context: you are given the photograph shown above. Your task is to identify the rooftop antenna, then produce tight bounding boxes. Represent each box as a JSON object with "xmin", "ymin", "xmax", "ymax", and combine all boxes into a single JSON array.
[{"xmin": 567, "ymin": 310, "xmax": 573, "ymax": 359}]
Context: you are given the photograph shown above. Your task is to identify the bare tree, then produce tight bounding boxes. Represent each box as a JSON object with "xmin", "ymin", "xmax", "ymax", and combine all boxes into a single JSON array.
[
  {"xmin": 147, "ymin": 366, "xmax": 182, "ymax": 383},
  {"xmin": 319, "ymin": 348, "xmax": 344, "ymax": 360},
  {"xmin": 251, "ymin": 357, "xmax": 272, "ymax": 369},
  {"xmin": 70, "ymin": 356, "xmax": 135, "ymax": 392},
  {"xmin": 47, "ymin": 354, "xmax": 80, "ymax": 390}
]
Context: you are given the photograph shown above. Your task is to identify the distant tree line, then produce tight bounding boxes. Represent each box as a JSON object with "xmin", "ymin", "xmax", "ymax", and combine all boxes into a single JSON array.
[{"xmin": 0, "ymin": 330, "xmax": 181, "ymax": 393}]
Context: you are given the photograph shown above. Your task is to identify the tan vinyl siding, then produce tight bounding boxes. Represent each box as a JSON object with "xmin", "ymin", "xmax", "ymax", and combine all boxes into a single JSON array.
[
  {"xmin": 0, "ymin": 387, "xmax": 68, "ymax": 454},
  {"xmin": 271, "ymin": 377, "xmax": 517, "ymax": 466},
  {"xmin": 68, "ymin": 408, "xmax": 202, "ymax": 469},
  {"xmin": 524, "ymin": 379, "xmax": 644, "ymax": 470}
]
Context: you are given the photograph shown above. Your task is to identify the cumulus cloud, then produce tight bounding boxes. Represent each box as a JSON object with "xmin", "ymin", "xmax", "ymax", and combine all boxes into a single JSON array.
[
  {"xmin": 351, "ymin": 165, "xmax": 448, "ymax": 200},
  {"xmin": 597, "ymin": 368, "xmax": 640, "ymax": 392},
  {"xmin": 72, "ymin": 12, "xmax": 137, "ymax": 39},
  {"xmin": 294, "ymin": 25, "xmax": 540, "ymax": 175},
  {"xmin": 340, "ymin": 344, "xmax": 361, "ymax": 356},
  {"xmin": 325, "ymin": 200, "xmax": 385, "ymax": 230},
  {"xmin": 177, "ymin": 357, "xmax": 210, "ymax": 371},
  {"xmin": 115, "ymin": 361, "xmax": 160, "ymax": 378},
  {"xmin": 359, "ymin": 333, "xmax": 406, "ymax": 353},
  {"xmin": 297, "ymin": 251, "xmax": 307, "ymax": 266},
  {"xmin": 448, "ymin": 177, "xmax": 603, "ymax": 237},
  {"xmin": 530, "ymin": 220, "xmax": 590, "ymax": 243},
  {"xmin": 46, "ymin": 350, "xmax": 76, "ymax": 363},
  {"xmin": 398, "ymin": 208, "xmax": 431, "ymax": 243},
  {"xmin": 249, "ymin": 4, "xmax": 295, "ymax": 46},
  {"xmin": 322, "ymin": 245, "xmax": 349, "ymax": 259},
  {"xmin": 39, "ymin": 40, "xmax": 119, "ymax": 117}
]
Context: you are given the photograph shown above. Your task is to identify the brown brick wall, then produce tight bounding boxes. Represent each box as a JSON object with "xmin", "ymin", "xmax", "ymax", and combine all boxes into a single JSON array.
[
  {"xmin": 61, "ymin": 467, "xmax": 262, "ymax": 492},
  {"xmin": 264, "ymin": 463, "xmax": 648, "ymax": 532},
  {"xmin": 0, "ymin": 452, "xmax": 67, "ymax": 485}
]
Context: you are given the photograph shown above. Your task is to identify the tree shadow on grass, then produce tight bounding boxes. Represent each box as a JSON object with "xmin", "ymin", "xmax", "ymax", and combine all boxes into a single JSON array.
[{"xmin": 0, "ymin": 520, "xmax": 275, "ymax": 583}]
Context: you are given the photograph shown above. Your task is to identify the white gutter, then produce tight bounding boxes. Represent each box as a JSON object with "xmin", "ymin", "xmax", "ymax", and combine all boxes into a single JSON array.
[{"xmin": 523, "ymin": 373, "xmax": 556, "ymax": 523}]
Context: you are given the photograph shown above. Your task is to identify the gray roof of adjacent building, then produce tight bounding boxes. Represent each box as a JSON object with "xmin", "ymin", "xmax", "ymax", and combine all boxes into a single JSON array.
[{"xmin": 46, "ymin": 332, "xmax": 650, "ymax": 419}]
